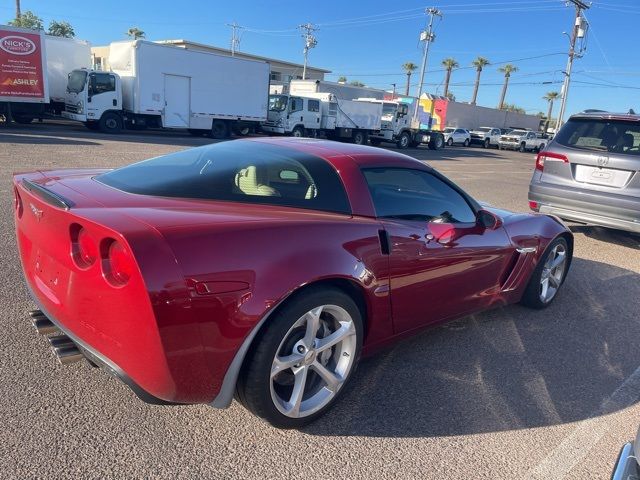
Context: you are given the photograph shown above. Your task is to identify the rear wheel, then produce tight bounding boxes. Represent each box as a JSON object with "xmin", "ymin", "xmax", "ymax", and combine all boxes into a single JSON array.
[
  {"xmin": 519, "ymin": 142, "xmax": 526, "ymax": 153},
  {"xmin": 463, "ymin": 138, "xmax": 470, "ymax": 147},
  {"xmin": 520, "ymin": 237, "xmax": 569, "ymax": 309},
  {"xmin": 537, "ymin": 143, "xmax": 546, "ymax": 152},
  {"xmin": 237, "ymin": 288, "xmax": 363, "ymax": 428},
  {"xmin": 352, "ymin": 130, "xmax": 368, "ymax": 145},
  {"xmin": 428, "ymin": 134, "xmax": 444, "ymax": 150},
  {"xmin": 99, "ymin": 112, "xmax": 123, "ymax": 134},
  {"xmin": 396, "ymin": 131, "xmax": 411, "ymax": 149},
  {"xmin": 484, "ymin": 138, "xmax": 490, "ymax": 149},
  {"xmin": 211, "ymin": 120, "xmax": 229, "ymax": 139}
]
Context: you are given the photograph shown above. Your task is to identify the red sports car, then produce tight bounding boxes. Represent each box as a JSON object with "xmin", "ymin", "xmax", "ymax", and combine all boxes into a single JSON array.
[{"xmin": 14, "ymin": 138, "xmax": 572, "ymax": 428}]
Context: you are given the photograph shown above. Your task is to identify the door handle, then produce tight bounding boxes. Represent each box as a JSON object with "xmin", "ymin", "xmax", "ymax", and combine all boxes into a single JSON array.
[
  {"xmin": 300, "ymin": 116, "xmax": 303, "ymax": 121},
  {"xmin": 113, "ymin": 99, "xmax": 117, "ymax": 106}
]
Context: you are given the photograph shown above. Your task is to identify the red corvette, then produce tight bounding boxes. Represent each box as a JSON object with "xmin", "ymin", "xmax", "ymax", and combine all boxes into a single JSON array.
[{"xmin": 14, "ymin": 138, "xmax": 572, "ymax": 427}]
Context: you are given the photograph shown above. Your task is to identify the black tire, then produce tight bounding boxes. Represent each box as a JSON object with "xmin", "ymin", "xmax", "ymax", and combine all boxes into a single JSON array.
[
  {"xmin": 84, "ymin": 122, "xmax": 100, "ymax": 131},
  {"xmin": 211, "ymin": 120, "xmax": 229, "ymax": 139},
  {"xmin": 520, "ymin": 237, "xmax": 570, "ymax": 309},
  {"xmin": 369, "ymin": 138, "xmax": 382, "ymax": 146},
  {"xmin": 483, "ymin": 138, "xmax": 490, "ymax": 149},
  {"xmin": 188, "ymin": 128, "xmax": 206, "ymax": 136},
  {"xmin": 519, "ymin": 142, "xmax": 526, "ymax": 153},
  {"xmin": 447, "ymin": 137, "xmax": 454, "ymax": 146},
  {"xmin": 236, "ymin": 287, "xmax": 363, "ymax": 428},
  {"xmin": 291, "ymin": 126, "xmax": 305, "ymax": 138},
  {"xmin": 352, "ymin": 130, "xmax": 368, "ymax": 145},
  {"xmin": 537, "ymin": 143, "xmax": 546, "ymax": 153},
  {"xmin": 13, "ymin": 115, "xmax": 34, "ymax": 124},
  {"xmin": 428, "ymin": 134, "xmax": 444, "ymax": 150},
  {"xmin": 99, "ymin": 112, "xmax": 123, "ymax": 134},
  {"xmin": 396, "ymin": 131, "xmax": 411, "ymax": 149},
  {"xmin": 463, "ymin": 138, "xmax": 470, "ymax": 147}
]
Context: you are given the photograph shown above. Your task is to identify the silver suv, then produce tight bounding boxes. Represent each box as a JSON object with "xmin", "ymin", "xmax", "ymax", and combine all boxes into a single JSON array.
[{"xmin": 528, "ymin": 112, "xmax": 640, "ymax": 233}]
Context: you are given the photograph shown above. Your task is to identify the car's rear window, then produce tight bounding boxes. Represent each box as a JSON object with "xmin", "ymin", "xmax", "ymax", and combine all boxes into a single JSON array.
[
  {"xmin": 554, "ymin": 118, "xmax": 640, "ymax": 155},
  {"xmin": 96, "ymin": 141, "xmax": 351, "ymax": 214}
]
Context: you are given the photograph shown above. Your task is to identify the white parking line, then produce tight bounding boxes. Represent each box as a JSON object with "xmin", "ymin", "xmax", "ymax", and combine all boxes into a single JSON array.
[{"xmin": 525, "ymin": 363, "xmax": 640, "ymax": 479}]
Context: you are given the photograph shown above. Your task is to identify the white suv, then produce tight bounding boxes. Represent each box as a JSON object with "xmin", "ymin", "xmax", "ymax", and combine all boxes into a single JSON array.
[{"xmin": 442, "ymin": 127, "xmax": 471, "ymax": 147}]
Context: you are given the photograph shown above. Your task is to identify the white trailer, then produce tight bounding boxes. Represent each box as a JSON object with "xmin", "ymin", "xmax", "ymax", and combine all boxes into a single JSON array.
[
  {"xmin": 0, "ymin": 25, "xmax": 90, "ymax": 124},
  {"xmin": 63, "ymin": 40, "xmax": 270, "ymax": 135},
  {"xmin": 289, "ymin": 79, "xmax": 385, "ymax": 101}
]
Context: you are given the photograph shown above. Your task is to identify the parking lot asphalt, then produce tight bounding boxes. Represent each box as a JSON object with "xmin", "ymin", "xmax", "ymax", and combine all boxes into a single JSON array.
[{"xmin": 1, "ymin": 121, "xmax": 639, "ymax": 479}]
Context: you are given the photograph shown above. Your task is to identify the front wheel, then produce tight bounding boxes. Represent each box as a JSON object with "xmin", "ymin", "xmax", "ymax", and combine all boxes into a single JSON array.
[
  {"xmin": 519, "ymin": 142, "xmax": 527, "ymax": 153},
  {"xmin": 211, "ymin": 120, "xmax": 230, "ymax": 139},
  {"xmin": 463, "ymin": 138, "xmax": 470, "ymax": 147},
  {"xmin": 236, "ymin": 288, "xmax": 363, "ymax": 428},
  {"xmin": 397, "ymin": 131, "xmax": 411, "ymax": 149},
  {"xmin": 520, "ymin": 237, "xmax": 570, "ymax": 309},
  {"xmin": 291, "ymin": 126, "xmax": 305, "ymax": 138},
  {"xmin": 99, "ymin": 112, "xmax": 123, "ymax": 134},
  {"xmin": 484, "ymin": 138, "xmax": 490, "ymax": 149},
  {"xmin": 447, "ymin": 137, "xmax": 454, "ymax": 146}
]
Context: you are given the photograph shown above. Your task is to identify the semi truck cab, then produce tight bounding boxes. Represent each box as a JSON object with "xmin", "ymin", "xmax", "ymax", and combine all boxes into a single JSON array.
[
  {"xmin": 262, "ymin": 94, "xmax": 323, "ymax": 136},
  {"xmin": 63, "ymin": 69, "xmax": 123, "ymax": 132}
]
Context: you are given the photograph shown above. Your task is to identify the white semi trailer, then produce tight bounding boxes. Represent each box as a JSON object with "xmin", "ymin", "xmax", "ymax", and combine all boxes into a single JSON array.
[
  {"xmin": 63, "ymin": 40, "xmax": 270, "ymax": 136},
  {"xmin": 0, "ymin": 25, "xmax": 91, "ymax": 124}
]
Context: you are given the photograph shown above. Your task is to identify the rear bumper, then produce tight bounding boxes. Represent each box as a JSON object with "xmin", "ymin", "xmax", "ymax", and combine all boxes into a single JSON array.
[
  {"xmin": 611, "ymin": 442, "xmax": 639, "ymax": 480},
  {"xmin": 529, "ymin": 182, "xmax": 640, "ymax": 233}
]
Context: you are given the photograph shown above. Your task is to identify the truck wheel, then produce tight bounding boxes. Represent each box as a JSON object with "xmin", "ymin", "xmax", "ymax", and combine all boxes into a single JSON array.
[
  {"xmin": 292, "ymin": 126, "xmax": 305, "ymax": 138},
  {"xmin": 369, "ymin": 138, "xmax": 381, "ymax": 146},
  {"xmin": 13, "ymin": 115, "xmax": 34, "ymax": 124},
  {"xmin": 447, "ymin": 137, "xmax": 453, "ymax": 146},
  {"xmin": 211, "ymin": 120, "xmax": 230, "ymax": 139},
  {"xmin": 99, "ymin": 112, "xmax": 123, "ymax": 134},
  {"xmin": 483, "ymin": 138, "xmax": 490, "ymax": 149},
  {"xmin": 428, "ymin": 134, "xmax": 444, "ymax": 150},
  {"xmin": 519, "ymin": 142, "xmax": 526, "ymax": 153},
  {"xmin": 352, "ymin": 131, "xmax": 368, "ymax": 145},
  {"xmin": 396, "ymin": 132, "xmax": 411, "ymax": 149}
]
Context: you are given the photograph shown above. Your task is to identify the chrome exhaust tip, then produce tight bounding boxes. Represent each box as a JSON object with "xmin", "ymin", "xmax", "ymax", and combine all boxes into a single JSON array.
[
  {"xmin": 51, "ymin": 345, "xmax": 84, "ymax": 365},
  {"xmin": 31, "ymin": 317, "xmax": 59, "ymax": 335},
  {"xmin": 48, "ymin": 335, "xmax": 75, "ymax": 350},
  {"xmin": 28, "ymin": 309, "xmax": 44, "ymax": 318}
]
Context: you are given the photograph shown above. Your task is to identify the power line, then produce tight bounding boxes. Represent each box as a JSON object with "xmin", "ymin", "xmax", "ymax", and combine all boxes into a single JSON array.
[
  {"xmin": 299, "ymin": 23, "xmax": 318, "ymax": 80},
  {"xmin": 226, "ymin": 22, "xmax": 243, "ymax": 56}
]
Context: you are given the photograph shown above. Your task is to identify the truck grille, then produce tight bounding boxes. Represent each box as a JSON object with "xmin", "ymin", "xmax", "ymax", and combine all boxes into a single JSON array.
[{"xmin": 65, "ymin": 104, "xmax": 80, "ymax": 114}]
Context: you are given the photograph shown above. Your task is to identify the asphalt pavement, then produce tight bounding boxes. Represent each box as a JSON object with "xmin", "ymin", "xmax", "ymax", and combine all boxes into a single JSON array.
[{"xmin": 1, "ymin": 121, "xmax": 639, "ymax": 479}]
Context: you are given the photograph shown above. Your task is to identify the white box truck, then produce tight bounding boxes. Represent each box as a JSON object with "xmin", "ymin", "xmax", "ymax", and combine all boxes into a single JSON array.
[
  {"xmin": 0, "ymin": 25, "xmax": 91, "ymax": 124},
  {"xmin": 262, "ymin": 80, "xmax": 383, "ymax": 144},
  {"xmin": 63, "ymin": 40, "xmax": 270, "ymax": 136}
]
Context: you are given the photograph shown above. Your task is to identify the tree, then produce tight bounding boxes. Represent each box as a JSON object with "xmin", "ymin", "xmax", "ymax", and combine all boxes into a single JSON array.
[
  {"xmin": 441, "ymin": 58, "xmax": 459, "ymax": 97},
  {"xmin": 48, "ymin": 20, "xmax": 75, "ymax": 38},
  {"xmin": 402, "ymin": 62, "xmax": 418, "ymax": 96},
  {"xmin": 543, "ymin": 91, "xmax": 560, "ymax": 132},
  {"xmin": 126, "ymin": 27, "xmax": 145, "ymax": 39},
  {"xmin": 500, "ymin": 103, "xmax": 526, "ymax": 114},
  {"xmin": 337, "ymin": 76, "xmax": 347, "ymax": 83},
  {"xmin": 470, "ymin": 56, "xmax": 490, "ymax": 105},
  {"xmin": 445, "ymin": 92, "xmax": 456, "ymax": 101},
  {"xmin": 8, "ymin": 10, "xmax": 43, "ymax": 30},
  {"xmin": 497, "ymin": 64, "xmax": 518, "ymax": 109},
  {"xmin": 350, "ymin": 81, "xmax": 365, "ymax": 87}
]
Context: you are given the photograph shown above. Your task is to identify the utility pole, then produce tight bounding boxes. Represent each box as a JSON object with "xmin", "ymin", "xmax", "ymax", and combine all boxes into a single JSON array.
[
  {"xmin": 227, "ymin": 22, "xmax": 243, "ymax": 56},
  {"xmin": 556, "ymin": 0, "xmax": 590, "ymax": 129},
  {"xmin": 413, "ymin": 7, "xmax": 442, "ymax": 127},
  {"xmin": 391, "ymin": 83, "xmax": 396, "ymax": 98},
  {"xmin": 299, "ymin": 23, "xmax": 318, "ymax": 80}
]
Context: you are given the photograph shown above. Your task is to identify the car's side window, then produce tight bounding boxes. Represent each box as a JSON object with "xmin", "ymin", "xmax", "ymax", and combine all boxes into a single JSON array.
[{"xmin": 362, "ymin": 167, "xmax": 477, "ymax": 223}]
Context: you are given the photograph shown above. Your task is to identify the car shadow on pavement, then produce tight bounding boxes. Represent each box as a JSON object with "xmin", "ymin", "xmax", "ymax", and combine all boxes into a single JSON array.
[
  {"xmin": 409, "ymin": 147, "xmax": 517, "ymax": 162},
  {"xmin": 570, "ymin": 225, "xmax": 640, "ymax": 250},
  {"xmin": 0, "ymin": 133, "xmax": 100, "ymax": 146},
  {"xmin": 304, "ymin": 257, "xmax": 640, "ymax": 438}
]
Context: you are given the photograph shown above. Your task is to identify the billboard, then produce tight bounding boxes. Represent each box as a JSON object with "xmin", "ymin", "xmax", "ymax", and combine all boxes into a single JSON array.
[{"xmin": 0, "ymin": 26, "xmax": 47, "ymax": 103}]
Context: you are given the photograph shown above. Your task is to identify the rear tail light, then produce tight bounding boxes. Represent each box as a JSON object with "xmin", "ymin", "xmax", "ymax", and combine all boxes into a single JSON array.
[
  {"xmin": 102, "ymin": 239, "xmax": 134, "ymax": 287},
  {"xmin": 71, "ymin": 225, "xmax": 97, "ymax": 268},
  {"xmin": 535, "ymin": 151, "xmax": 568, "ymax": 171},
  {"xmin": 529, "ymin": 201, "xmax": 539, "ymax": 211}
]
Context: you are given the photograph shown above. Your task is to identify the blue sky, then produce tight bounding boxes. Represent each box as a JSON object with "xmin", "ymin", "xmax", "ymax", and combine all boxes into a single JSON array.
[{"xmin": 3, "ymin": 0, "xmax": 639, "ymax": 117}]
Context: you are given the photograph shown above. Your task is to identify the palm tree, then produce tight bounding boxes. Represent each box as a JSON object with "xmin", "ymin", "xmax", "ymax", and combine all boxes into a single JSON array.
[
  {"xmin": 543, "ymin": 91, "xmax": 560, "ymax": 132},
  {"xmin": 337, "ymin": 76, "xmax": 347, "ymax": 83},
  {"xmin": 470, "ymin": 56, "xmax": 490, "ymax": 105},
  {"xmin": 402, "ymin": 62, "xmax": 418, "ymax": 96},
  {"xmin": 441, "ymin": 58, "xmax": 459, "ymax": 97},
  {"xmin": 497, "ymin": 64, "xmax": 518, "ymax": 109},
  {"xmin": 126, "ymin": 27, "xmax": 145, "ymax": 40},
  {"xmin": 15, "ymin": 0, "xmax": 21, "ymax": 19}
]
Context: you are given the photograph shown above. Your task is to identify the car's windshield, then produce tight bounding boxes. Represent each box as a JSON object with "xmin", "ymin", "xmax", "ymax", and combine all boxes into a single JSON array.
[
  {"xmin": 268, "ymin": 95, "xmax": 288, "ymax": 112},
  {"xmin": 96, "ymin": 141, "xmax": 351, "ymax": 214},
  {"xmin": 475, "ymin": 127, "xmax": 491, "ymax": 133},
  {"xmin": 382, "ymin": 103, "xmax": 397, "ymax": 116},
  {"xmin": 443, "ymin": 128, "xmax": 455, "ymax": 133},
  {"xmin": 554, "ymin": 118, "xmax": 640, "ymax": 155},
  {"xmin": 67, "ymin": 70, "xmax": 87, "ymax": 94},
  {"xmin": 510, "ymin": 130, "xmax": 528, "ymax": 136}
]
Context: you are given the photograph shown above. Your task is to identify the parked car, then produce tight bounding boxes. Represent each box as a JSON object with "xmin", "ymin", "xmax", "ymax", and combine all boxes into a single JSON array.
[
  {"xmin": 470, "ymin": 127, "xmax": 502, "ymax": 148},
  {"xmin": 443, "ymin": 127, "xmax": 471, "ymax": 147},
  {"xmin": 15, "ymin": 138, "xmax": 573, "ymax": 428},
  {"xmin": 611, "ymin": 425, "xmax": 640, "ymax": 479},
  {"xmin": 529, "ymin": 111, "xmax": 640, "ymax": 234},
  {"xmin": 499, "ymin": 129, "xmax": 547, "ymax": 152}
]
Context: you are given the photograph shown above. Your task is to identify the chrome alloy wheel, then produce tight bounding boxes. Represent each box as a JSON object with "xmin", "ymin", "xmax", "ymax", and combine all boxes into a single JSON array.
[
  {"xmin": 270, "ymin": 304, "xmax": 357, "ymax": 418},
  {"xmin": 539, "ymin": 243, "xmax": 567, "ymax": 303}
]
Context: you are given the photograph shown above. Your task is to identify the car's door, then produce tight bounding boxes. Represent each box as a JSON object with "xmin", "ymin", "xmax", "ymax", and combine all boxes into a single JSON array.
[
  {"xmin": 526, "ymin": 131, "xmax": 537, "ymax": 149},
  {"xmin": 362, "ymin": 167, "xmax": 515, "ymax": 333},
  {"xmin": 286, "ymin": 96, "xmax": 304, "ymax": 131},
  {"xmin": 454, "ymin": 128, "xmax": 465, "ymax": 143},
  {"xmin": 491, "ymin": 128, "xmax": 501, "ymax": 145}
]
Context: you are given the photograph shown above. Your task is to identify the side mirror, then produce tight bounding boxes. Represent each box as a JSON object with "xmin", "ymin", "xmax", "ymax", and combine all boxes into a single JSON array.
[{"xmin": 477, "ymin": 209, "xmax": 503, "ymax": 230}]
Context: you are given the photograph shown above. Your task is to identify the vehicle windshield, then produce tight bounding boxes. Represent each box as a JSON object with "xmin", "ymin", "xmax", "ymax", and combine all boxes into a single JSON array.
[
  {"xmin": 269, "ymin": 95, "xmax": 288, "ymax": 112},
  {"xmin": 443, "ymin": 128, "xmax": 455, "ymax": 133},
  {"xmin": 67, "ymin": 70, "xmax": 87, "ymax": 94},
  {"xmin": 554, "ymin": 118, "xmax": 640, "ymax": 155},
  {"xmin": 509, "ymin": 130, "xmax": 528, "ymax": 136},
  {"xmin": 475, "ymin": 127, "xmax": 492, "ymax": 133},
  {"xmin": 382, "ymin": 103, "xmax": 397, "ymax": 116},
  {"xmin": 96, "ymin": 141, "xmax": 352, "ymax": 214}
]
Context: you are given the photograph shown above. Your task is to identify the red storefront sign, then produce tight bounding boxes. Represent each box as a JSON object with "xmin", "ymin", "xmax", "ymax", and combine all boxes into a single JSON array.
[{"xmin": 0, "ymin": 28, "xmax": 45, "ymax": 101}]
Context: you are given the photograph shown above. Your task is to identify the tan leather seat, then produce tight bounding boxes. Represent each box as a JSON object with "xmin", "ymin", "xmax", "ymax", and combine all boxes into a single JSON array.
[
  {"xmin": 235, "ymin": 166, "xmax": 280, "ymax": 197},
  {"xmin": 304, "ymin": 184, "xmax": 317, "ymax": 199}
]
